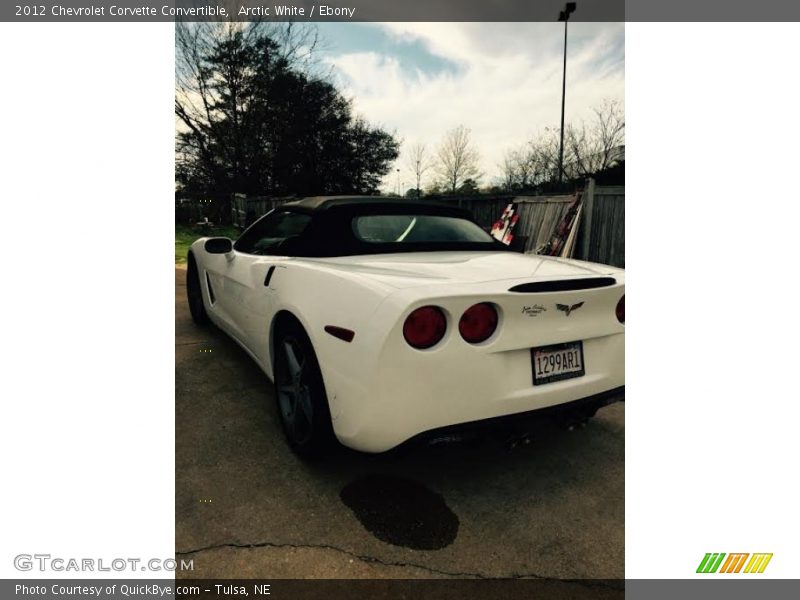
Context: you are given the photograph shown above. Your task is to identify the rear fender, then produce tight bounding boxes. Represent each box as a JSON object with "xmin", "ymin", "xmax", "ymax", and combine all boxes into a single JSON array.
[{"xmin": 266, "ymin": 264, "xmax": 395, "ymax": 414}]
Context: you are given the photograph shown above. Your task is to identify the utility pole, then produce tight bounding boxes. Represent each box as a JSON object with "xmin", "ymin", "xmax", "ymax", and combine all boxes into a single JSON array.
[{"xmin": 558, "ymin": 2, "xmax": 576, "ymax": 183}]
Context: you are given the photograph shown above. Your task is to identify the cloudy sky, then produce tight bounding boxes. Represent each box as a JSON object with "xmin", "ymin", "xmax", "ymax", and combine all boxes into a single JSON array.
[{"xmin": 315, "ymin": 22, "xmax": 624, "ymax": 192}]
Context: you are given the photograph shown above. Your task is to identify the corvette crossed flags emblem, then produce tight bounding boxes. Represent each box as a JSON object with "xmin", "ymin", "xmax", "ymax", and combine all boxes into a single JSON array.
[{"xmin": 556, "ymin": 302, "xmax": 584, "ymax": 316}]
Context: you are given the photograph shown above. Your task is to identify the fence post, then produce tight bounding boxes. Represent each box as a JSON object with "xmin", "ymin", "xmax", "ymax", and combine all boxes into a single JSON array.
[{"xmin": 579, "ymin": 177, "xmax": 596, "ymax": 261}]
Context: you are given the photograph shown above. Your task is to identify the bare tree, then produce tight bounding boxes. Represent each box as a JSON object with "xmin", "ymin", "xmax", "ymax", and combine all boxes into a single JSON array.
[
  {"xmin": 564, "ymin": 124, "xmax": 593, "ymax": 178},
  {"xmin": 500, "ymin": 147, "xmax": 530, "ymax": 191},
  {"xmin": 532, "ymin": 128, "xmax": 563, "ymax": 182},
  {"xmin": 564, "ymin": 98, "xmax": 625, "ymax": 177},
  {"xmin": 500, "ymin": 141, "xmax": 551, "ymax": 191},
  {"xmin": 593, "ymin": 98, "xmax": 625, "ymax": 170},
  {"xmin": 500, "ymin": 150, "xmax": 519, "ymax": 191},
  {"xmin": 500, "ymin": 99, "xmax": 624, "ymax": 186},
  {"xmin": 406, "ymin": 143, "xmax": 431, "ymax": 198},
  {"xmin": 435, "ymin": 125, "xmax": 481, "ymax": 194}
]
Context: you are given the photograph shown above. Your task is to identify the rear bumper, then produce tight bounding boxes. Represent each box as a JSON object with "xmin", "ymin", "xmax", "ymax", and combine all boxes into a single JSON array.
[
  {"xmin": 403, "ymin": 385, "xmax": 624, "ymax": 449},
  {"xmin": 327, "ymin": 332, "xmax": 624, "ymax": 452}
]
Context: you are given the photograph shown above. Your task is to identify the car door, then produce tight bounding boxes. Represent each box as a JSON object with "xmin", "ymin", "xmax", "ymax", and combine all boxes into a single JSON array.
[{"xmin": 220, "ymin": 209, "xmax": 312, "ymax": 365}]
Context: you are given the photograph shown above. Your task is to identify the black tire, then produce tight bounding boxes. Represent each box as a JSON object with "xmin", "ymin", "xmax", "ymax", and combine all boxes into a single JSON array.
[
  {"xmin": 274, "ymin": 320, "xmax": 336, "ymax": 458},
  {"xmin": 186, "ymin": 255, "xmax": 210, "ymax": 325}
]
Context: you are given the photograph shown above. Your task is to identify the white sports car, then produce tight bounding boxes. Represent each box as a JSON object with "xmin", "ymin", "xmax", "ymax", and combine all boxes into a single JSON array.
[{"xmin": 187, "ymin": 196, "xmax": 624, "ymax": 456}]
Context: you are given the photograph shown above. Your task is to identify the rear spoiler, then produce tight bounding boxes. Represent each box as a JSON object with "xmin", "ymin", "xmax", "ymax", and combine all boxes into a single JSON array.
[{"xmin": 508, "ymin": 277, "xmax": 616, "ymax": 293}]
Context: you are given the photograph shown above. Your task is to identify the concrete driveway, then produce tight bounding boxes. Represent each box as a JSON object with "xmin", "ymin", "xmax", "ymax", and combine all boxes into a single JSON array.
[{"xmin": 174, "ymin": 267, "xmax": 624, "ymax": 580}]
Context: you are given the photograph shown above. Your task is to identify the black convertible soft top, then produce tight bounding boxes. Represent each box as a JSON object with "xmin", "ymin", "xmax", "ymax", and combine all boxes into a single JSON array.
[{"xmin": 245, "ymin": 196, "xmax": 511, "ymax": 258}]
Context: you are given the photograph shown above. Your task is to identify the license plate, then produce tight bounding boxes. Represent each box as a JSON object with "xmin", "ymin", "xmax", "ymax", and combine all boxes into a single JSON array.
[{"xmin": 531, "ymin": 341, "xmax": 585, "ymax": 385}]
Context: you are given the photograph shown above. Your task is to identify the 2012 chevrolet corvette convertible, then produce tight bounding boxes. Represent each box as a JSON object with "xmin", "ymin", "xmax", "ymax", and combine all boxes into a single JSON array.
[{"xmin": 187, "ymin": 196, "xmax": 624, "ymax": 456}]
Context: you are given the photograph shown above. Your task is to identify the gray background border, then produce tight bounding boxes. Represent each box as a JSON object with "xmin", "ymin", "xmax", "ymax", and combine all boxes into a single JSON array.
[
  {"xmin": 4, "ymin": 1, "xmax": 800, "ymax": 22},
  {"xmin": 3, "ymin": 579, "xmax": 800, "ymax": 599}
]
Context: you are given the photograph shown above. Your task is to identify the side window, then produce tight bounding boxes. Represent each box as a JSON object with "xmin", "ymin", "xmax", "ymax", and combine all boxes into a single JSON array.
[{"xmin": 234, "ymin": 211, "xmax": 311, "ymax": 255}]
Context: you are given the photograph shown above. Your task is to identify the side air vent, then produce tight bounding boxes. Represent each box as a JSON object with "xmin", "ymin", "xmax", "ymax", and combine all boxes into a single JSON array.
[
  {"xmin": 205, "ymin": 272, "xmax": 216, "ymax": 304},
  {"xmin": 264, "ymin": 266, "xmax": 276, "ymax": 287},
  {"xmin": 508, "ymin": 277, "xmax": 616, "ymax": 293}
]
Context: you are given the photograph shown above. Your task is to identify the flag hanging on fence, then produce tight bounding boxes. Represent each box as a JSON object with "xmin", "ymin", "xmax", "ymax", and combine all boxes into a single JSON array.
[{"xmin": 490, "ymin": 203, "xmax": 520, "ymax": 246}]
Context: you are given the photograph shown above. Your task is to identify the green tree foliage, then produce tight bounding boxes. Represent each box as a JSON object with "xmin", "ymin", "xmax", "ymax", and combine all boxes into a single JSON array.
[{"xmin": 176, "ymin": 23, "xmax": 399, "ymax": 195}]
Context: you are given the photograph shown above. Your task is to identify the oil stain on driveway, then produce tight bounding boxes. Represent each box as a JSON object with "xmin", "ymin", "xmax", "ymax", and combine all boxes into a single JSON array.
[
  {"xmin": 174, "ymin": 267, "xmax": 624, "ymax": 579},
  {"xmin": 340, "ymin": 474, "xmax": 460, "ymax": 551}
]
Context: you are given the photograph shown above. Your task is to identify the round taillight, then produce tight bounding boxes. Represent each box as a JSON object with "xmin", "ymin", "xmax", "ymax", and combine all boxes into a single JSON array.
[
  {"xmin": 403, "ymin": 306, "xmax": 447, "ymax": 349},
  {"xmin": 459, "ymin": 302, "xmax": 499, "ymax": 344},
  {"xmin": 616, "ymin": 295, "xmax": 625, "ymax": 324}
]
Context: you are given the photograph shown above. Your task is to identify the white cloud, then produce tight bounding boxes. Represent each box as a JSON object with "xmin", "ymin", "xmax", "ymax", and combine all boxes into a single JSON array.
[{"xmin": 323, "ymin": 23, "xmax": 624, "ymax": 191}]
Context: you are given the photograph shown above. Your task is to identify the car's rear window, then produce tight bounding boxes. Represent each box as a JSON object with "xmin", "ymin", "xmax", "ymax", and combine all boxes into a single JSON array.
[{"xmin": 352, "ymin": 215, "xmax": 493, "ymax": 244}]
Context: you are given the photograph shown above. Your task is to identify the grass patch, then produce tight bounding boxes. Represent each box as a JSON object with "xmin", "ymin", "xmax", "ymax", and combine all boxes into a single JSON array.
[{"xmin": 175, "ymin": 225, "xmax": 239, "ymax": 264}]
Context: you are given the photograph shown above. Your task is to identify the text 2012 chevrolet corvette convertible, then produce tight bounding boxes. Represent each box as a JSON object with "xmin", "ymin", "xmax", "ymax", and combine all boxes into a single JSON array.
[{"xmin": 187, "ymin": 196, "xmax": 624, "ymax": 456}]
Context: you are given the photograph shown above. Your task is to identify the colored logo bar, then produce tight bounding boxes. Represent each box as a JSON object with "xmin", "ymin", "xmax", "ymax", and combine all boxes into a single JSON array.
[{"xmin": 697, "ymin": 553, "xmax": 772, "ymax": 574}]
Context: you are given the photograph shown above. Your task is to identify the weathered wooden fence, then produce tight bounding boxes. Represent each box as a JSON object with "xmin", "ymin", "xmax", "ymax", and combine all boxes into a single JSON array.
[
  {"xmin": 437, "ymin": 184, "xmax": 625, "ymax": 267},
  {"xmin": 432, "ymin": 195, "xmax": 514, "ymax": 226},
  {"xmin": 576, "ymin": 183, "xmax": 625, "ymax": 267},
  {"xmin": 437, "ymin": 195, "xmax": 575, "ymax": 254}
]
